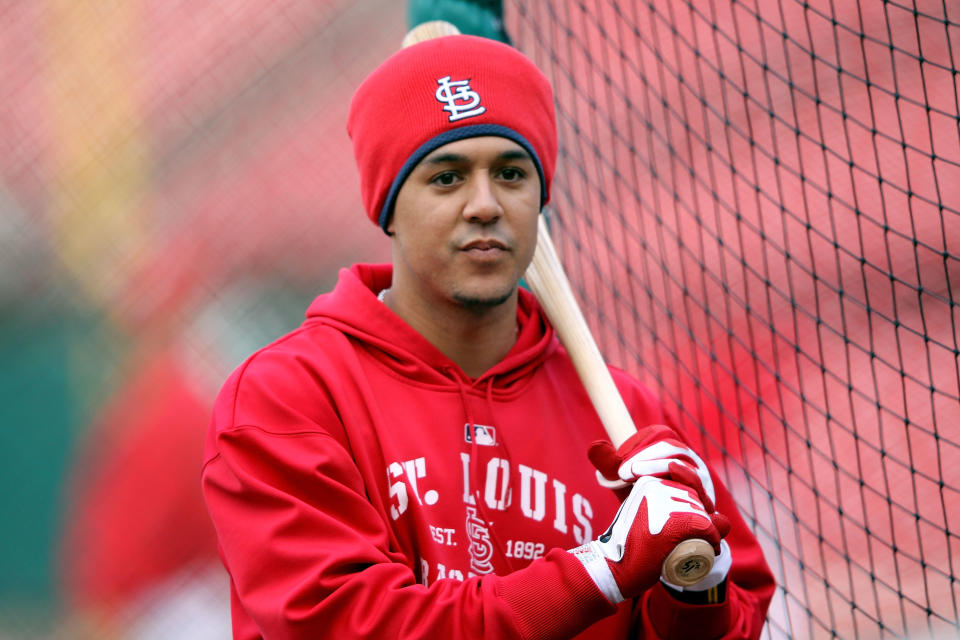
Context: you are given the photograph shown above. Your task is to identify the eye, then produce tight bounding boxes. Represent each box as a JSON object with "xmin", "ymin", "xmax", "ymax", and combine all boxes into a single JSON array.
[
  {"xmin": 431, "ymin": 171, "xmax": 460, "ymax": 187},
  {"xmin": 498, "ymin": 167, "xmax": 526, "ymax": 182}
]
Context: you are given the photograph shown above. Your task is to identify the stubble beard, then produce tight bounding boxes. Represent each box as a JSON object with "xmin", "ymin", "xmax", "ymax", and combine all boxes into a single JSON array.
[{"xmin": 452, "ymin": 286, "xmax": 516, "ymax": 312}]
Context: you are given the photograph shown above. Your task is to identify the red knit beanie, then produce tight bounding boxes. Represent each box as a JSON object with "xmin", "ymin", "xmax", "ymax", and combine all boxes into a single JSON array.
[{"xmin": 347, "ymin": 35, "xmax": 557, "ymax": 232}]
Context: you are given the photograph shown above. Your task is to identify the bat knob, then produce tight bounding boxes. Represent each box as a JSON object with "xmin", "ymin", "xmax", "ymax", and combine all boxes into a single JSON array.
[
  {"xmin": 661, "ymin": 538, "xmax": 715, "ymax": 586},
  {"xmin": 401, "ymin": 20, "xmax": 461, "ymax": 48}
]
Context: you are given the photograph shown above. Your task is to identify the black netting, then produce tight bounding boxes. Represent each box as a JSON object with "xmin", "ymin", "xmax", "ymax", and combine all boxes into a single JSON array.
[
  {"xmin": 3, "ymin": 0, "xmax": 957, "ymax": 636},
  {"xmin": 507, "ymin": 1, "xmax": 959, "ymax": 638}
]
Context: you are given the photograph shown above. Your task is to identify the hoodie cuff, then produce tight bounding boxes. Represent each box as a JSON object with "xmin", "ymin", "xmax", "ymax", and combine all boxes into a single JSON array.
[
  {"xmin": 494, "ymin": 549, "xmax": 617, "ymax": 640},
  {"xmin": 646, "ymin": 581, "xmax": 733, "ymax": 640}
]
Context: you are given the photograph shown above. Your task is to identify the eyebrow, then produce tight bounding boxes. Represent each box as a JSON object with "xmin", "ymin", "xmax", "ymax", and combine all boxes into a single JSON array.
[{"xmin": 421, "ymin": 148, "xmax": 533, "ymax": 166}]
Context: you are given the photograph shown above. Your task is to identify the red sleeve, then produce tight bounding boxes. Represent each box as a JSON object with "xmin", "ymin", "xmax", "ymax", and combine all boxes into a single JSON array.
[
  {"xmin": 201, "ymin": 409, "xmax": 614, "ymax": 639},
  {"xmin": 631, "ymin": 472, "xmax": 776, "ymax": 639}
]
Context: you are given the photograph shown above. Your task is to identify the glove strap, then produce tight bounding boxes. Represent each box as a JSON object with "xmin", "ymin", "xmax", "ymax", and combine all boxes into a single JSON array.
[{"xmin": 570, "ymin": 542, "xmax": 625, "ymax": 604}]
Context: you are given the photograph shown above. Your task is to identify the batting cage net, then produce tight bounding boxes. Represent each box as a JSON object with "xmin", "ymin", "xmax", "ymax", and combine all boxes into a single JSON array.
[
  {"xmin": 505, "ymin": 1, "xmax": 959, "ymax": 638},
  {"xmin": 1, "ymin": 0, "xmax": 957, "ymax": 638}
]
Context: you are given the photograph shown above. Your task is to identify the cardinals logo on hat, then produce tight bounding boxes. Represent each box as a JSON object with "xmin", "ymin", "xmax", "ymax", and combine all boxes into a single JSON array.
[{"xmin": 435, "ymin": 76, "xmax": 486, "ymax": 122}]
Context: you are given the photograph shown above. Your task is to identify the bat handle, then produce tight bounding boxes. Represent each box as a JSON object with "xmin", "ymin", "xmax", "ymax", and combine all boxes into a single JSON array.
[{"xmin": 661, "ymin": 538, "xmax": 715, "ymax": 586}]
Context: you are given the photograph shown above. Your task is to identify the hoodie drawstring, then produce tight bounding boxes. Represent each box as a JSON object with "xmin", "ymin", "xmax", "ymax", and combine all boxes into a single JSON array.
[
  {"xmin": 448, "ymin": 368, "xmax": 519, "ymax": 574},
  {"xmin": 481, "ymin": 376, "xmax": 523, "ymax": 572}
]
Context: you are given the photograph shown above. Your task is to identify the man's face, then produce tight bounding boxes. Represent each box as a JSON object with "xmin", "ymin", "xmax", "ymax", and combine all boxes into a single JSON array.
[{"xmin": 388, "ymin": 136, "xmax": 541, "ymax": 311}]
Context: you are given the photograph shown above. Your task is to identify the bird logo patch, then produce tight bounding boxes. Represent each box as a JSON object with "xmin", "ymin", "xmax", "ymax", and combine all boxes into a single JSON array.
[{"xmin": 435, "ymin": 75, "xmax": 486, "ymax": 122}]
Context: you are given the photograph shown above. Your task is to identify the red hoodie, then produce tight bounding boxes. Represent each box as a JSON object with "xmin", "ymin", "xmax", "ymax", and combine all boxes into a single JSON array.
[{"xmin": 202, "ymin": 263, "xmax": 774, "ymax": 639}]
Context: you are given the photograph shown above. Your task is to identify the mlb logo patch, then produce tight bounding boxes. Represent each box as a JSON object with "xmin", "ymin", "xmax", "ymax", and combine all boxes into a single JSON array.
[{"xmin": 464, "ymin": 423, "xmax": 497, "ymax": 446}]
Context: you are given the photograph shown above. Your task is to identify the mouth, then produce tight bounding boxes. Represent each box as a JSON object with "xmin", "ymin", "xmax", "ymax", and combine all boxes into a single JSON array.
[{"xmin": 460, "ymin": 238, "xmax": 509, "ymax": 253}]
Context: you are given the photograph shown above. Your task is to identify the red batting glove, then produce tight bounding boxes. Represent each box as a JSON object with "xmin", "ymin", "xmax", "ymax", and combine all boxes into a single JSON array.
[
  {"xmin": 569, "ymin": 476, "xmax": 728, "ymax": 603},
  {"xmin": 588, "ymin": 424, "xmax": 717, "ymax": 513}
]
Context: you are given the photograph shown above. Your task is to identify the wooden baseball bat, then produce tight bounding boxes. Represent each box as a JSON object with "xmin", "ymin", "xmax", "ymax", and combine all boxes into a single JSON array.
[
  {"xmin": 524, "ymin": 217, "xmax": 714, "ymax": 586},
  {"xmin": 402, "ymin": 20, "xmax": 714, "ymax": 588}
]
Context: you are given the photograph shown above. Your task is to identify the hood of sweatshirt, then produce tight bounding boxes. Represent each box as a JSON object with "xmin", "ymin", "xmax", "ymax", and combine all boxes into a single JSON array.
[{"xmin": 304, "ymin": 263, "xmax": 559, "ymax": 396}]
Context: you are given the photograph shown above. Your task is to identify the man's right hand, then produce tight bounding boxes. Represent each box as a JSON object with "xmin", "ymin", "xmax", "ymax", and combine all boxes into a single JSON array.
[
  {"xmin": 588, "ymin": 425, "xmax": 716, "ymax": 513},
  {"xmin": 569, "ymin": 476, "xmax": 729, "ymax": 604}
]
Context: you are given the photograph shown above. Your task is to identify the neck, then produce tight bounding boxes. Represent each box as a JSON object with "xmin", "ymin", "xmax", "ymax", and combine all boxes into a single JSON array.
[{"xmin": 383, "ymin": 287, "xmax": 519, "ymax": 378}]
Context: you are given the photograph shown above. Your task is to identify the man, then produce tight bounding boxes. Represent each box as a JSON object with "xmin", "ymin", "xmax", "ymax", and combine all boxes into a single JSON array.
[{"xmin": 201, "ymin": 34, "xmax": 775, "ymax": 639}]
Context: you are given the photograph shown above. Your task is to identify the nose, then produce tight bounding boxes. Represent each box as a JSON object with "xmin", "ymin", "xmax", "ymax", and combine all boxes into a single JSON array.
[{"xmin": 462, "ymin": 174, "xmax": 503, "ymax": 224}]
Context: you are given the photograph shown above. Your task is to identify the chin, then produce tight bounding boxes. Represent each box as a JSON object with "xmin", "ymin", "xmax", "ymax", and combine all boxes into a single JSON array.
[{"xmin": 451, "ymin": 287, "xmax": 516, "ymax": 311}]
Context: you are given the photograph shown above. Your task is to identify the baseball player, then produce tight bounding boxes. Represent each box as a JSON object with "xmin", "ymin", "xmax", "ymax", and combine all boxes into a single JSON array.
[{"xmin": 201, "ymin": 34, "xmax": 775, "ymax": 639}]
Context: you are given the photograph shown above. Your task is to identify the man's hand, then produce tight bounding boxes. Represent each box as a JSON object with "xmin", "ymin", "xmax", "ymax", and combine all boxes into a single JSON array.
[
  {"xmin": 569, "ymin": 476, "xmax": 729, "ymax": 604},
  {"xmin": 588, "ymin": 424, "xmax": 716, "ymax": 513}
]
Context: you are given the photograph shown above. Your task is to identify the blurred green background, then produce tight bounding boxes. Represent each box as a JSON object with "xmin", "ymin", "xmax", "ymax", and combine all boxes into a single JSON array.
[{"xmin": 2, "ymin": 1, "xmax": 405, "ymax": 636}]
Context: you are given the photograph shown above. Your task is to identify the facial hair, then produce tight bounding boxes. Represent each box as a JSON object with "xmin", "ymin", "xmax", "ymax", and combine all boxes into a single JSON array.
[{"xmin": 452, "ymin": 287, "xmax": 515, "ymax": 312}]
